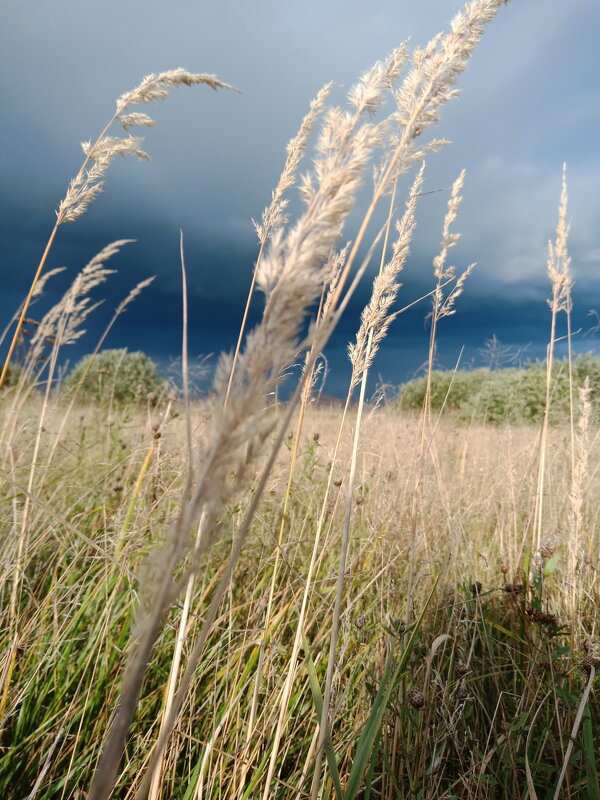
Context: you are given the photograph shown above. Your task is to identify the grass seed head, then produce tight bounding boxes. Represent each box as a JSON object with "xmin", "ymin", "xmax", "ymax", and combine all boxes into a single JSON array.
[{"xmin": 407, "ymin": 687, "xmax": 425, "ymax": 709}]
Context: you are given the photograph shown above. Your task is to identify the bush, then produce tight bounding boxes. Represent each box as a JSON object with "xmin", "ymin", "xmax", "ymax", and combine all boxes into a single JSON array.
[
  {"xmin": 0, "ymin": 361, "xmax": 23, "ymax": 390},
  {"xmin": 397, "ymin": 368, "xmax": 491, "ymax": 412},
  {"xmin": 64, "ymin": 349, "xmax": 167, "ymax": 403},
  {"xmin": 398, "ymin": 355, "xmax": 600, "ymax": 424}
]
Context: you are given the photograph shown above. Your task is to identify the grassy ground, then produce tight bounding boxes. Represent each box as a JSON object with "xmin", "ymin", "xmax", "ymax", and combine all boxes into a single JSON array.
[{"xmin": 1, "ymin": 396, "xmax": 598, "ymax": 798}]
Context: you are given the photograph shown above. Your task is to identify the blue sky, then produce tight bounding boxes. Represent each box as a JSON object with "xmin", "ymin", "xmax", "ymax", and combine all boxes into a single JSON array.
[{"xmin": 1, "ymin": 0, "xmax": 599, "ymax": 395}]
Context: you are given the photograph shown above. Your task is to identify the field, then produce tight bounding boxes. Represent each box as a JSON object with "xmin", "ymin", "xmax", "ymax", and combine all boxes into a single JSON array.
[
  {"xmin": 1, "ymin": 0, "xmax": 599, "ymax": 797},
  {"xmin": 1, "ymin": 397, "xmax": 599, "ymax": 798}
]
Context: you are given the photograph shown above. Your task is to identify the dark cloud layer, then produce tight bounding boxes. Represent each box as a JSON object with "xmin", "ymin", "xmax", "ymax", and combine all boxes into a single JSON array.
[{"xmin": 1, "ymin": 1, "xmax": 599, "ymax": 396}]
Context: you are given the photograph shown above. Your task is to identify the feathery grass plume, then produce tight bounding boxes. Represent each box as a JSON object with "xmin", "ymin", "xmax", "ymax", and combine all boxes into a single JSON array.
[
  {"xmin": 431, "ymin": 170, "xmax": 474, "ymax": 318},
  {"xmin": 349, "ymin": 43, "xmax": 409, "ymax": 116},
  {"xmin": 422, "ymin": 170, "xmax": 474, "ymax": 419},
  {"xmin": 115, "ymin": 69, "xmax": 237, "ymax": 110},
  {"xmin": 0, "ymin": 268, "xmax": 65, "ymax": 354},
  {"xmin": 219, "ymin": 3, "xmax": 512, "ymax": 793},
  {"xmin": 115, "ymin": 276, "xmax": 156, "ymax": 317},
  {"xmin": 349, "ymin": 163, "xmax": 425, "ymax": 385},
  {"xmin": 58, "ymin": 138, "xmax": 150, "ymax": 225},
  {"xmin": 26, "ymin": 241, "xmax": 132, "ymax": 379},
  {"xmin": 0, "ymin": 70, "xmax": 237, "ymax": 391},
  {"xmin": 60, "ymin": 69, "xmax": 238, "ymax": 226},
  {"xmin": 321, "ymin": 243, "xmax": 349, "ymax": 321},
  {"xmin": 255, "ymin": 82, "xmax": 334, "ymax": 244},
  {"xmin": 31, "ymin": 267, "xmax": 67, "ymax": 298},
  {"xmin": 534, "ymin": 167, "xmax": 572, "ymax": 550},
  {"xmin": 226, "ymin": 82, "xmax": 333, "ymax": 405},
  {"xmin": 117, "ymin": 112, "xmax": 156, "ymax": 131},
  {"xmin": 317, "ymin": 0, "xmax": 509, "ymax": 327},
  {"xmin": 46, "ymin": 240, "xmax": 131, "ymax": 345},
  {"xmin": 296, "ymin": 44, "xmax": 409, "ymax": 215},
  {"xmin": 547, "ymin": 165, "xmax": 572, "ymax": 316}
]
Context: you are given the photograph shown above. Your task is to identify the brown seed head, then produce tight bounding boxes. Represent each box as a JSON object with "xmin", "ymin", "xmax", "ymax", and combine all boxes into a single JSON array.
[
  {"xmin": 579, "ymin": 655, "xmax": 600, "ymax": 675},
  {"xmin": 539, "ymin": 537, "xmax": 558, "ymax": 560},
  {"xmin": 407, "ymin": 687, "xmax": 425, "ymax": 709},
  {"xmin": 456, "ymin": 682, "xmax": 468, "ymax": 701},
  {"xmin": 504, "ymin": 583, "xmax": 523, "ymax": 595}
]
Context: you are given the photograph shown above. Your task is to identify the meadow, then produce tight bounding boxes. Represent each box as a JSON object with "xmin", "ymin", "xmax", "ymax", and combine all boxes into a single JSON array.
[{"xmin": 1, "ymin": 0, "xmax": 599, "ymax": 797}]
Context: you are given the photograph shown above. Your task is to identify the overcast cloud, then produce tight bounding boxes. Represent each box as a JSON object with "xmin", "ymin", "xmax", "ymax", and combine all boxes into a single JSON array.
[{"xmin": 1, "ymin": 0, "xmax": 599, "ymax": 394}]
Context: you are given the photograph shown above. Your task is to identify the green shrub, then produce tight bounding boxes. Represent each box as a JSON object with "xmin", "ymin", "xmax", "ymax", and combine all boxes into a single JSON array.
[
  {"xmin": 0, "ymin": 361, "xmax": 24, "ymax": 390},
  {"xmin": 398, "ymin": 367, "xmax": 491, "ymax": 412},
  {"xmin": 461, "ymin": 368, "xmax": 521, "ymax": 423},
  {"xmin": 398, "ymin": 354, "xmax": 600, "ymax": 424},
  {"xmin": 64, "ymin": 348, "xmax": 167, "ymax": 403}
]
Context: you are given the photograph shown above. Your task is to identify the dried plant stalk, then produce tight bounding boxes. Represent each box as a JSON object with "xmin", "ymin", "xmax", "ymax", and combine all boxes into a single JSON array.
[
  {"xmin": 534, "ymin": 167, "xmax": 572, "ymax": 551},
  {"xmin": 569, "ymin": 377, "xmax": 590, "ymax": 618}
]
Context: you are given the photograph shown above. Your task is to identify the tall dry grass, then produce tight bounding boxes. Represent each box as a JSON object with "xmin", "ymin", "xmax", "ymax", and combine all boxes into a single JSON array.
[{"xmin": 2, "ymin": 0, "xmax": 599, "ymax": 798}]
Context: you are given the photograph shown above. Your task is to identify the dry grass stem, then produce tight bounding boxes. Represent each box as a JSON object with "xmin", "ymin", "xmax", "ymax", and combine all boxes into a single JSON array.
[{"xmin": 534, "ymin": 167, "xmax": 572, "ymax": 551}]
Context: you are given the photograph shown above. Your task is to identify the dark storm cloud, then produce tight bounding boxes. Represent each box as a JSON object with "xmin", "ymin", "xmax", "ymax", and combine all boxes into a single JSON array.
[{"xmin": 2, "ymin": 0, "xmax": 600, "ymax": 394}]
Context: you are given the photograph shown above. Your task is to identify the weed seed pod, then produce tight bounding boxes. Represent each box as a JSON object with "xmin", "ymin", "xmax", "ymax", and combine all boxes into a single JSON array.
[
  {"xmin": 456, "ymin": 682, "xmax": 468, "ymax": 701},
  {"xmin": 455, "ymin": 662, "xmax": 469, "ymax": 679},
  {"xmin": 503, "ymin": 583, "xmax": 523, "ymax": 595},
  {"xmin": 471, "ymin": 581, "xmax": 482, "ymax": 597},
  {"xmin": 539, "ymin": 537, "xmax": 558, "ymax": 560},
  {"xmin": 525, "ymin": 607, "xmax": 558, "ymax": 627},
  {"xmin": 407, "ymin": 687, "xmax": 425, "ymax": 709},
  {"xmin": 579, "ymin": 655, "xmax": 600, "ymax": 675}
]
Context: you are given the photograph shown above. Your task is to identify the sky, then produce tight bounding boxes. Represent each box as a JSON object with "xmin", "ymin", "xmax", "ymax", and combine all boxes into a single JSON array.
[{"xmin": 1, "ymin": 0, "xmax": 600, "ymax": 397}]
